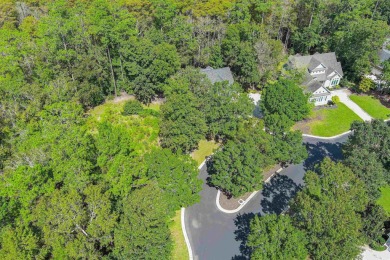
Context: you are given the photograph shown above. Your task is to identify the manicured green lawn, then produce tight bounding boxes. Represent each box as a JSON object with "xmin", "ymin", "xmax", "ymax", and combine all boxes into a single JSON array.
[
  {"xmin": 377, "ymin": 186, "xmax": 390, "ymax": 215},
  {"xmin": 191, "ymin": 139, "xmax": 220, "ymax": 165},
  {"xmin": 294, "ymin": 103, "xmax": 363, "ymax": 137},
  {"xmin": 170, "ymin": 210, "xmax": 188, "ymax": 260},
  {"xmin": 350, "ymin": 95, "xmax": 390, "ymax": 119}
]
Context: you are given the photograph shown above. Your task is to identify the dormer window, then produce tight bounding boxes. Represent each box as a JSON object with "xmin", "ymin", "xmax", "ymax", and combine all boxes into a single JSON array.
[{"xmin": 310, "ymin": 70, "xmax": 325, "ymax": 75}]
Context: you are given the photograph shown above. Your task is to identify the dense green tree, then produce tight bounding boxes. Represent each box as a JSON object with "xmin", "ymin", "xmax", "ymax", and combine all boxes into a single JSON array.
[
  {"xmin": 122, "ymin": 100, "xmax": 144, "ymax": 115},
  {"xmin": 123, "ymin": 39, "xmax": 180, "ymax": 103},
  {"xmin": 0, "ymin": 223, "xmax": 39, "ymax": 259},
  {"xmin": 343, "ymin": 120, "xmax": 390, "ymax": 170},
  {"xmin": 261, "ymin": 78, "xmax": 310, "ymax": 128},
  {"xmin": 221, "ymin": 23, "xmax": 261, "ymax": 88},
  {"xmin": 160, "ymin": 92, "xmax": 207, "ymax": 153},
  {"xmin": 208, "ymin": 125, "xmax": 275, "ymax": 197},
  {"xmin": 331, "ymin": 18, "xmax": 389, "ymax": 80},
  {"xmin": 114, "ymin": 183, "xmax": 172, "ymax": 259},
  {"xmin": 361, "ymin": 204, "xmax": 388, "ymax": 246},
  {"xmin": 33, "ymin": 186, "xmax": 117, "ymax": 259},
  {"xmin": 344, "ymin": 149, "xmax": 386, "ymax": 201},
  {"xmin": 95, "ymin": 122, "xmax": 147, "ymax": 196},
  {"xmin": 203, "ymin": 81, "xmax": 254, "ymax": 139},
  {"xmin": 264, "ymin": 113, "xmax": 294, "ymax": 135},
  {"xmin": 247, "ymin": 214, "xmax": 308, "ymax": 260},
  {"xmin": 164, "ymin": 67, "xmax": 211, "ymax": 97},
  {"xmin": 271, "ymin": 131, "xmax": 308, "ymax": 165},
  {"xmin": 145, "ymin": 148, "xmax": 202, "ymax": 211},
  {"xmin": 291, "ymin": 158, "xmax": 368, "ymax": 260}
]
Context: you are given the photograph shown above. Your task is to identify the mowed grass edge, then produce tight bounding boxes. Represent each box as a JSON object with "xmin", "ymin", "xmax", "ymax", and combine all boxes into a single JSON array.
[
  {"xmin": 378, "ymin": 186, "xmax": 390, "ymax": 215},
  {"xmin": 349, "ymin": 94, "xmax": 390, "ymax": 120},
  {"xmin": 294, "ymin": 103, "xmax": 362, "ymax": 137}
]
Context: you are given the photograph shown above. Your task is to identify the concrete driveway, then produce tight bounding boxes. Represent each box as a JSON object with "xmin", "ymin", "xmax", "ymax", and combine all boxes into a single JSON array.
[
  {"xmin": 361, "ymin": 246, "xmax": 390, "ymax": 260},
  {"xmin": 184, "ymin": 134, "xmax": 349, "ymax": 260},
  {"xmin": 331, "ymin": 89, "xmax": 372, "ymax": 121}
]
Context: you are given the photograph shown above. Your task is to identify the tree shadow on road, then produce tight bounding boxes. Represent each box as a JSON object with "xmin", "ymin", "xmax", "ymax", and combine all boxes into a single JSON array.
[
  {"xmin": 304, "ymin": 141, "xmax": 343, "ymax": 171},
  {"xmin": 231, "ymin": 212, "xmax": 258, "ymax": 260},
  {"xmin": 260, "ymin": 174, "xmax": 301, "ymax": 215}
]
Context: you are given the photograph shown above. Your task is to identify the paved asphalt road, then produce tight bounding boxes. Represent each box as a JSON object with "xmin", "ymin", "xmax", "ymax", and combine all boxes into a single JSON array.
[{"xmin": 184, "ymin": 134, "xmax": 350, "ymax": 260}]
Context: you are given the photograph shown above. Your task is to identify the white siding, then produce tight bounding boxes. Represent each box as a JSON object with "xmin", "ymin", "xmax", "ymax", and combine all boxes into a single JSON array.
[
  {"xmin": 313, "ymin": 87, "xmax": 329, "ymax": 95},
  {"xmin": 310, "ymin": 95, "xmax": 330, "ymax": 106}
]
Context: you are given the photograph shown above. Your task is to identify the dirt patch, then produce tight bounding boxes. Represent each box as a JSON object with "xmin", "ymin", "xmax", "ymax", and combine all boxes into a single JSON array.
[
  {"xmin": 293, "ymin": 122, "xmax": 311, "ymax": 134},
  {"xmin": 293, "ymin": 114, "xmax": 323, "ymax": 134},
  {"xmin": 218, "ymin": 164, "xmax": 282, "ymax": 211},
  {"xmin": 151, "ymin": 97, "xmax": 166, "ymax": 105},
  {"xmin": 371, "ymin": 91, "xmax": 390, "ymax": 108},
  {"xmin": 112, "ymin": 92, "xmax": 135, "ymax": 103}
]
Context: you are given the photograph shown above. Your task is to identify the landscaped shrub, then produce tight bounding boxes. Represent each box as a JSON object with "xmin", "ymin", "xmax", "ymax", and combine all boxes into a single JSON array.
[
  {"xmin": 332, "ymin": 95, "xmax": 340, "ymax": 104},
  {"xmin": 369, "ymin": 237, "xmax": 387, "ymax": 252},
  {"xmin": 139, "ymin": 109, "xmax": 160, "ymax": 117},
  {"xmin": 358, "ymin": 77, "xmax": 375, "ymax": 93},
  {"xmin": 122, "ymin": 100, "xmax": 143, "ymax": 115}
]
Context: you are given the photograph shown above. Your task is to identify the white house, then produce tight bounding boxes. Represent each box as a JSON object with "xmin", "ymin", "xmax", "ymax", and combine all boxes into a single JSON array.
[{"xmin": 288, "ymin": 52, "xmax": 344, "ymax": 106}]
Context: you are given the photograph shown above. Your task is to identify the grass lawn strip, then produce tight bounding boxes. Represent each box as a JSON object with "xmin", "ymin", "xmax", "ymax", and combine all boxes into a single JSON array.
[
  {"xmin": 170, "ymin": 210, "xmax": 188, "ymax": 260},
  {"xmin": 349, "ymin": 94, "xmax": 390, "ymax": 119},
  {"xmin": 191, "ymin": 139, "xmax": 220, "ymax": 165},
  {"xmin": 294, "ymin": 103, "xmax": 362, "ymax": 137},
  {"xmin": 377, "ymin": 186, "xmax": 390, "ymax": 216}
]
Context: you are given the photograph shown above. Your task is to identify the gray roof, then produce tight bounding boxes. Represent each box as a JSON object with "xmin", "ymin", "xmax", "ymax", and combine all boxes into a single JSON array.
[
  {"xmin": 289, "ymin": 52, "xmax": 344, "ymax": 77},
  {"xmin": 288, "ymin": 52, "xmax": 343, "ymax": 94},
  {"xmin": 300, "ymin": 72, "xmax": 322, "ymax": 94},
  {"xmin": 308, "ymin": 57, "xmax": 323, "ymax": 71},
  {"xmin": 379, "ymin": 49, "xmax": 390, "ymax": 64},
  {"xmin": 380, "ymin": 38, "xmax": 390, "ymax": 64},
  {"xmin": 200, "ymin": 66, "xmax": 234, "ymax": 85}
]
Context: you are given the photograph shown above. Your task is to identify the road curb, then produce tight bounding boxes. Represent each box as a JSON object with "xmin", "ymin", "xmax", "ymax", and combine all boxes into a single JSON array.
[
  {"xmin": 215, "ymin": 168, "xmax": 283, "ymax": 214},
  {"xmin": 198, "ymin": 160, "xmax": 206, "ymax": 170},
  {"xmin": 181, "ymin": 208, "xmax": 193, "ymax": 260},
  {"xmin": 180, "ymin": 159, "xmax": 207, "ymax": 260},
  {"xmin": 302, "ymin": 130, "xmax": 352, "ymax": 139}
]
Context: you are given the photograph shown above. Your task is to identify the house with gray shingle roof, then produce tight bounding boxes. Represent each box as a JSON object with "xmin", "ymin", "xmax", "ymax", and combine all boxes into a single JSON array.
[
  {"xmin": 200, "ymin": 66, "xmax": 234, "ymax": 85},
  {"xmin": 288, "ymin": 52, "xmax": 343, "ymax": 106}
]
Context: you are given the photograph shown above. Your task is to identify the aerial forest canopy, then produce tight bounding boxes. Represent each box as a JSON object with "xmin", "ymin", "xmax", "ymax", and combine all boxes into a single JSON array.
[{"xmin": 0, "ymin": 0, "xmax": 389, "ymax": 258}]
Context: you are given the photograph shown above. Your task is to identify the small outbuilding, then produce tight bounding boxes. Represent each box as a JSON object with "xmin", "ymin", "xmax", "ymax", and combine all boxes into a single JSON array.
[{"xmin": 200, "ymin": 66, "xmax": 234, "ymax": 85}]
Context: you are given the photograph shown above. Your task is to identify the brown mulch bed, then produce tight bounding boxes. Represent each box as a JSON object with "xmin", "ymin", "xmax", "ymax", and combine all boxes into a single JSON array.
[
  {"xmin": 218, "ymin": 164, "xmax": 282, "ymax": 211},
  {"xmin": 370, "ymin": 91, "xmax": 390, "ymax": 108},
  {"xmin": 112, "ymin": 92, "xmax": 134, "ymax": 103},
  {"xmin": 293, "ymin": 113, "xmax": 324, "ymax": 135}
]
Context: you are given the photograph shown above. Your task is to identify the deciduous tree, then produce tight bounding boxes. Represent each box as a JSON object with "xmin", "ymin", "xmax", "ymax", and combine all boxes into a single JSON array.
[
  {"xmin": 247, "ymin": 214, "xmax": 308, "ymax": 260},
  {"xmin": 291, "ymin": 158, "xmax": 368, "ymax": 260}
]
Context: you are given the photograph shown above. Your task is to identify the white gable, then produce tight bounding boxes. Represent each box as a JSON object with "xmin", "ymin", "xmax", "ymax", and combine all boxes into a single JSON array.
[
  {"xmin": 328, "ymin": 71, "xmax": 336, "ymax": 77},
  {"xmin": 313, "ymin": 86, "xmax": 329, "ymax": 95},
  {"xmin": 315, "ymin": 63, "xmax": 326, "ymax": 70}
]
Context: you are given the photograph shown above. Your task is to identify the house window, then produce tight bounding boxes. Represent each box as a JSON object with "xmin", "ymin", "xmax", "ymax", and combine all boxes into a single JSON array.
[{"xmin": 331, "ymin": 78, "xmax": 339, "ymax": 86}]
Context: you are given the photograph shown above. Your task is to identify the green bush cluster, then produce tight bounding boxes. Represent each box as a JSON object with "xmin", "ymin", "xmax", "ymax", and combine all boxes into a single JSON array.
[{"xmin": 122, "ymin": 100, "xmax": 143, "ymax": 115}]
